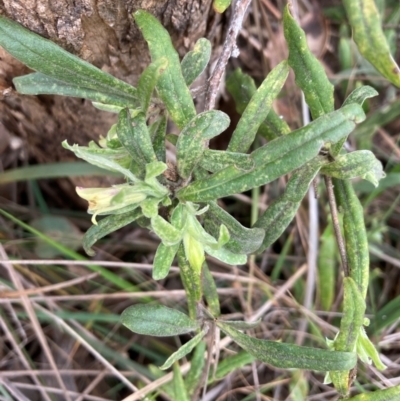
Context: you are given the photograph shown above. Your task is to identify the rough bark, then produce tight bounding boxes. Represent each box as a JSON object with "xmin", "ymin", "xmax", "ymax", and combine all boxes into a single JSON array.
[{"xmin": 0, "ymin": 0, "xmax": 216, "ymax": 170}]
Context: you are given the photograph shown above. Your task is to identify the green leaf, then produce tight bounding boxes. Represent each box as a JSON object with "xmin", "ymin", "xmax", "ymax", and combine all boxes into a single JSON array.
[
  {"xmin": 176, "ymin": 110, "xmax": 230, "ymax": 180},
  {"xmin": 62, "ymin": 141, "xmax": 137, "ymax": 182},
  {"xmin": 116, "ymin": 109, "xmax": 157, "ymax": 168},
  {"xmin": 369, "ymin": 294, "xmax": 400, "ymax": 334},
  {"xmin": 342, "ymin": 0, "xmax": 400, "ymax": 87},
  {"xmin": 204, "ymin": 202, "xmax": 265, "ymax": 254},
  {"xmin": 321, "ymin": 150, "xmax": 385, "ymax": 187},
  {"xmin": 153, "ymin": 243, "xmax": 180, "ymax": 280},
  {"xmin": 200, "ymin": 150, "xmax": 255, "ymax": 173},
  {"xmin": 212, "ymin": 351, "xmax": 255, "ymax": 381},
  {"xmin": 253, "ymin": 156, "xmax": 325, "ymax": 252},
  {"xmin": 213, "ymin": 0, "xmax": 232, "ymax": 13},
  {"xmin": 227, "ymin": 60, "xmax": 289, "ymax": 153},
  {"xmin": 347, "ymin": 385, "xmax": 400, "ymax": 401},
  {"xmin": 333, "ymin": 179, "xmax": 369, "ymax": 299},
  {"xmin": 185, "ymin": 342, "xmax": 207, "ymax": 395},
  {"xmin": 151, "ymin": 115, "xmax": 167, "ymax": 163},
  {"xmin": 134, "ymin": 10, "xmax": 196, "ymax": 129},
  {"xmin": 342, "ymin": 85, "xmax": 379, "ymax": 108},
  {"xmin": 151, "ymin": 215, "xmax": 182, "ymax": 246},
  {"xmin": 145, "ymin": 160, "xmax": 168, "ymax": 180},
  {"xmin": 83, "ymin": 209, "xmax": 142, "ymax": 256},
  {"xmin": 283, "ymin": 4, "xmax": 334, "ymax": 118},
  {"xmin": 357, "ymin": 326, "xmax": 386, "ymax": 370},
  {"xmin": 178, "ymin": 104, "xmax": 365, "ymax": 202},
  {"xmin": 181, "ymin": 38, "xmax": 211, "ymax": 86},
  {"xmin": 160, "ymin": 330, "xmax": 207, "ymax": 370},
  {"xmin": 226, "ymin": 68, "xmax": 291, "ymax": 139},
  {"xmin": 13, "ymin": 73, "xmax": 131, "ymax": 107},
  {"xmin": 217, "ymin": 322, "xmax": 357, "ymax": 371},
  {"xmin": 202, "ymin": 262, "xmax": 221, "ymax": 317},
  {"xmin": 0, "ymin": 16, "xmax": 138, "ymax": 105},
  {"xmin": 138, "ymin": 58, "xmax": 168, "ymax": 113},
  {"xmin": 173, "ymin": 363, "xmax": 191, "ymax": 401},
  {"xmin": 177, "ymin": 245, "xmax": 202, "ymax": 320},
  {"xmin": 218, "ymin": 318, "xmax": 261, "ymax": 330},
  {"xmin": 121, "ymin": 304, "xmax": 200, "ymax": 336},
  {"xmin": 204, "ymin": 245, "xmax": 247, "ymax": 266}
]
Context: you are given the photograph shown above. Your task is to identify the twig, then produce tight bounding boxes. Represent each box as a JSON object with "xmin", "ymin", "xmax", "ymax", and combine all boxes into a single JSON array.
[
  {"xmin": 204, "ymin": 0, "xmax": 252, "ymax": 112},
  {"xmin": 324, "ymin": 176, "xmax": 349, "ymax": 277}
]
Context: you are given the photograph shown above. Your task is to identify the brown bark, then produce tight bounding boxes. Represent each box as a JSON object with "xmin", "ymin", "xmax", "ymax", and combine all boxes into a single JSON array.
[{"xmin": 0, "ymin": 0, "xmax": 216, "ymax": 169}]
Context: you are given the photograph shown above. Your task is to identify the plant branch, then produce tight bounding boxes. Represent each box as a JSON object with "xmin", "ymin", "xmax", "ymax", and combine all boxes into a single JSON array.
[
  {"xmin": 324, "ymin": 176, "xmax": 349, "ymax": 277},
  {"xmin": 204, "ymin": 0, "xmax": 252, "ymax": 113}
]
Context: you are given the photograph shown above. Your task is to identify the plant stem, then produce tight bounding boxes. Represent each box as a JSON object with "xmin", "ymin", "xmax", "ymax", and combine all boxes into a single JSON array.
[{"xmin": 324, "ymin": 176, "xmax": 349, "ymax": 277}]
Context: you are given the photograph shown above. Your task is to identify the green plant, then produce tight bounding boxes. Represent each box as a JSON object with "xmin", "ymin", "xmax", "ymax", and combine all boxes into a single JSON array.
[{"xmin": 0, "ymin": 2, "xmax": 399, "ymax": 400}]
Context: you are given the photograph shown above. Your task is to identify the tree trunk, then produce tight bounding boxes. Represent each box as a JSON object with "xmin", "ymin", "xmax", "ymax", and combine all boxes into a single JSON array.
[{"xmin": 0, "ymin": 0, "xmax": 217, "ymax": 170}]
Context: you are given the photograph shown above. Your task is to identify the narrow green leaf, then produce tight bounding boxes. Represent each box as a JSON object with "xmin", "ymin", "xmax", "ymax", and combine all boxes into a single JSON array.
[
  {"xmin": 178, "ymin": 245, "xmax": 202, "ymax": 320},
  {"xmin": 342, "ymin": 86, "xmax": 379, "ymax": 107},
  {"xmin": 138, "ymin": 57, "xmax": 168, "ymax": 113},
  {"xmin": 121, "ymin": 304, "xmax": 200, "ymax": 336},
  {"xmin": 321, "ymin": 150, "xmax": 385, "ymax": 187},
  {"xmin": 134, "ymin": 10, "xmax": 196, "ymax": 128},
  {"xmin": 333, "ymin": 179, "xmax": 369, "ymax": 299},
  {"xmin": 357, "ymin": 326, "xmax": 386, "ymax": 370},
  {"xmin": 151, "ymin": 215, "xmax": 182, "ymax": 246},
  {"xmin": 151, "ymin": 115, "xmax": 167, "ymax": 162},
  {"xmin": 173, "ymin": 363, "xmax": 191, "ymax": 401},
  {"xmin": 204, "ymin": 245, "xmax": 247, "ymax": 265},
  {"xmin": 177, "ymin": 105, "xmax": 365, "ymax": 202},
  {"xmin": 212, "ymin": 351, "xmax": 255, "ymax": 381},
  {"xmin": 200, "ymin": 150, "xmax": 254, "ymax": 173},
  {"xmin": 185, "ymin": 342, "xmax": 207, "ymax": 395},
  {"xmin": 217, "ymin": 322, "xmax": 357, "ymax": 371},
  {"xmin": 283, "ymin": 4, "xmax": 334, "ymax": 118},
  {"xmin": 226, "ymin": 68, "xmax": 291, "ymax": 139},
  {"xmin": 228, "ymin": 60, "xmax": 289, "ymax": 153},
  {"xmin": 160, "ymin": 330, "xmax": 207, "ymax": 370},
  {"xmin": 219, "ymin": 318, "xmax": 261, "ymax": 330},
  {"xmin": 83, "ymin": 209, "xmax": 142, "ymax": 256},
  {"xmin": 317, "ymin": 221, "xmax": 337, "ymax": 311},
  {"xmin": 181, "ymin": 38, "xmax": 211, "ymax": 86},
  {"xmin": 343, "ymin": 0, "xmax": 400, "ymax": 87},
  {"xmin": 202, "ymin": 262, "xmax": 221, "ymax": 317},
  {"xmin": 0, "ymin": 16, "xmax": 138, "ymax": 104},
  {"xmin": 347, "ymin": 385, "xmax": 400, "ymax": 401},
  {"xmin": 176, "ymin": 111, "xmax": 230, "ymax": 180},
  {"xmin": 213, "ymin": 0, "xmax": 232, "ymax": 13},
  {"xmin": 254, "ymin": 156, "xmax": 325, "ymax": 253},
  {"xmin": 116, "ymin": 109, "xmax": 157, "ymax": 168},
  {"xmin": 204, "ymin": 202, "xmax": 265, "ymax": 254},
  {"xmin": 13, "ymin": 73, "xmax": 131, "ymax": 107},
  {"xmin": 153, "ymin": 243, "xmax": 180, "ymax": 280},
  {"xmin": 369, "ymin": 295, "xmax": 400, "ymax": 334}
]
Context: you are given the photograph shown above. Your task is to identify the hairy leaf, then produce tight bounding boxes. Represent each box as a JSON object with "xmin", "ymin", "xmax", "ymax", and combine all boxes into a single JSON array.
[
  {"xmin": 202, "ymin": 262, "xmax": 221, "ymax": 317},
  {"xmin": 181, "ymin": 38, "xmax": 211, "ymax": 86},
  {"xmin": 347, "ymin": 385, "xmax": 400, "ymax": 401},
  {"xmin": 173, "ymin": 363, "xmax": 191, "ymax": 401},
  {"xmin": 153, "ymin": 243, "xmax": 180, "ymax": 280},
  {"xmin": 200, "ymin": 150, "xmax": 254, "ymax": 173}
]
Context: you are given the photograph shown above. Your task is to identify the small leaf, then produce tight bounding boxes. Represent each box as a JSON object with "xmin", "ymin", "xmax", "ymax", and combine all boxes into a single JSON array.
[
  {"xmin": 346, "ymin": 385, "xmax": 400, "ymax": 401},
  {"xmin": 342, "ymin": 85, "xmax": 379, "ymax": 107},
  {"xmin": 140, "ymin": 198, "xmax": 161, "ymax": 218},
  {"xmin": 0, "ymin": 16, "xmax": 138, "ymax": 104},
  {"xmin": 176, "ymin": 110, "xmax": 230, "ymax": 180},
  {"xmin": 200, "ymin": 150, "xmax": 255, "ymax": 173},
  {"xmin": 357, "ymin": 326, "xmax": 386, "ymax": 370},
  {"xmin": 227, "ymin": 60, "xmax": 289, "ymax": 153},
  {"xmin": 218, "ymin": 318, "xmax": 261, "ymax": 330},
  {"xmin": 213, "ymin": 351, "xmax": 255, "ymax": 381},
  {"xmin": 185, "ymin": 342, "xmax": 207, "ymax": 395},
  {"xmin": 153, "ymin": 243, "xmax": 180, "ymax": 280},
  {"xmin": 138, "ymin": 57, "xmax": 168, "ymax": 113},
  {"xmin": 321, "ymin": 150, "xmax": 385, "ymax": 187},
  {"xmin": 172, "ymin": 363, "xmax": 191, "ymax": 401},
  {"xmin": 134, "ymin": 10, "xmax": 196, "ymax": 128},
  {"xmin": 202, "ymin": 262, "xmax": 221, "ymax": 317},
  {"xmin": 213, "ymin": 0, "xmax": 232, "ymax": 13},
  {"xmin": 151, "ymin": 115, "xmax": 167, "ymax": 162},
  {"xmin": 151, "ymin": 215, "xmax": 182, "ymax": 246},
  {"xmin": 160, "ymin": 329, "xmax": 207, "ymax": 370},
  {"xmin": 181, "ymin": 38, "xmax": 211, "ymax": 86},
  {"xmin": 204, "ymin": 244, "xmax": 247, "ymax": 265},
  {"xmin": 343, "ymin": 0, "xmax": 400, "ymax": 87},
  {"xmin": 145, "ymin": 160, "xmax": 168, "ymax": 180},
  {"xmin": 83, "ymin": 209, "xmax": 142, "ymax": 256},
  {"xmin": 14, "ymin": 73, "xmax": 131, "ymax": 107},
  {"xmin": 217, "ymin": 322, "xmax": 357, "ymax": 371},
  {"xmin": 204, "ymin": 201, "xmax": 265, "ymax": 254},
  {"xmin": 283, "ymin": 4, "xmax": 334, "ymax": 118},
  {"xmin": 226, "ymin": 68, "xmax": 291, "ymax": 139},
  {"xmin": 121, "ymin": 304, "xmax": 200, "ymax": 336},
  {"xmin": 178, "ymin": 105, "xmax": 365, "ymax": 202},
  {"xmin": 62, "ymin": 141, "xmax": 137, "ymax": 182}
]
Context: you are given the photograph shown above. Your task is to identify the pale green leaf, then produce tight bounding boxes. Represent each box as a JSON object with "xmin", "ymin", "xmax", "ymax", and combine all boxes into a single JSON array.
[
  {"xmin": 181, "ymin": 38, "xmax": 211, "ymax": 86},
  {"xmin": 153, "ymin": 243, "xmax": 180, "ymax": 280}
]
